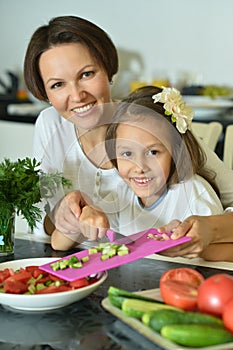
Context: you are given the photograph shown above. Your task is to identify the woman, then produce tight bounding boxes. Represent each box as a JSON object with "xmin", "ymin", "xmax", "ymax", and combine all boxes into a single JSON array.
[
  {"xmin": 24, "ymin": 15, "xmax": 233, "ymax": 259},
  {"xmin": 24, "ymin": 15, "xmax": 121, "ymax": 243}
]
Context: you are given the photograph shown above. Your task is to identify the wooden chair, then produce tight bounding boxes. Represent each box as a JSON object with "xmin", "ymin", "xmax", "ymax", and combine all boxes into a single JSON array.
[
  {"xmin": 191, "ymin": 121, "xmax": 223, "ymax": 151},
  {"xmin": 223, "ymin": 124, "xmax": 233, "ymax": 169}
]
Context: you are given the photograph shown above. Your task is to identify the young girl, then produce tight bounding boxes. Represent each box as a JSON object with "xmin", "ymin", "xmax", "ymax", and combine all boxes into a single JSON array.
[
  {"xmin": 103, "ymin": 85, "xmax": 223, "ymax": 236},
  {"xmin": 50, "ymin": 85, "xmax": 224, "ymax": 254}
]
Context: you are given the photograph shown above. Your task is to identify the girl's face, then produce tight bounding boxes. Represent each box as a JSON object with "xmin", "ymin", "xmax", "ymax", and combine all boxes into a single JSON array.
[
  {"xmin": 39, "ymin": 43, "xmax": 111, "ymax": 130},
  {"xmin": 115, "ymin": 122, "xmax": 172, "ymax": 207}
]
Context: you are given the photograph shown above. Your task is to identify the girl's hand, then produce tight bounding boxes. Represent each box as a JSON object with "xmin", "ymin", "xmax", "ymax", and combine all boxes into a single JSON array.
[
  {"xmin": 157, "ymin": 219, "xmax": 181, "ymax": 239},
  {"xmin": 78, "ymin": 205, "xmax": 110, "ymax": 241}
]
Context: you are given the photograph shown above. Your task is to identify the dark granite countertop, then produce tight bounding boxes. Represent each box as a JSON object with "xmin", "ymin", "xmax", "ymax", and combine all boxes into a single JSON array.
[{"xmin": 0, "ymin": 238, "xmax": 231, "ymax": 350}]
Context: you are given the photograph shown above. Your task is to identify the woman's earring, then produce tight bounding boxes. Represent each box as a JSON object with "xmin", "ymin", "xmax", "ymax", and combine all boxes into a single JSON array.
[{"xmin": 48, "ymin": 101, "xmax": 52, "ymax": 105}]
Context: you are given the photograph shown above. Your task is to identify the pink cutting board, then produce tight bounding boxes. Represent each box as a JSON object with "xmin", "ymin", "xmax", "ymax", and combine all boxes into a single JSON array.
[{"xmin": 40, "ymin": 228, "xmax": 191, "ymax": 281}]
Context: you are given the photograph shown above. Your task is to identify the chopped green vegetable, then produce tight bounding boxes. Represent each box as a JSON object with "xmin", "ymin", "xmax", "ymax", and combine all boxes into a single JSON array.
[
  {"xmin": 81, "ymin": 256, "xmax": 89, "ymax": 263},
  {"xmin": 50, "ymin": 262, "xmax": 60, "ymax": 271},
  {"xmin": 50, "ymin": 242, "xmax": 130, "ymax": 272},
  {"xmin": 101, "ymin": 254, "xmax": 110, "ymax": 261},
  {"xmin": 72, "ymin": 262, "xmax": 83, "ymax": 268},
  {"xmin": 88, "ymin": 248, "xmax": 98, "ymax": 254}
]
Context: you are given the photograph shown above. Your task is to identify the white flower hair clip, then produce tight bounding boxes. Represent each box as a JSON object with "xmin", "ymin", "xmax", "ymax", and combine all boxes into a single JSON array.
[{"xmin": 152, "ymin": 87, "xmax": 194, "ymax": 134}]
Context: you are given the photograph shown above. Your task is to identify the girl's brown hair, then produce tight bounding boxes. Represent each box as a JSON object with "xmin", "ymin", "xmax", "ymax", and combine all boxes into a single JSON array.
[
  {"xmin": 106, "ymin": 85, "xmax": 219, "ymax": 195},
  {"xmin": 24, "ymin": 16, "xmax": 118, "ymax": 101}
]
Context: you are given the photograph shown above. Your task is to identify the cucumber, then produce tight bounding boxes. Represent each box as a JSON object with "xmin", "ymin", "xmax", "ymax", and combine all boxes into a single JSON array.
[
  {"xmin": 161, "ymin": 324, "xmax": 233, "ymax": 347},
  {"xmin": 108, "ymin": 294, "xmax": 127, "ymax": 308},
  {"xmin": 122, "ymin": 298, "xmax": 181, "ymax": 319},
  {"xmin": 142, "ymin": 309, "xmax": 223, "ymax": 332},
  {"xmin": 108, "ymin": 286, "xmax": 164, "ymax": 309}
]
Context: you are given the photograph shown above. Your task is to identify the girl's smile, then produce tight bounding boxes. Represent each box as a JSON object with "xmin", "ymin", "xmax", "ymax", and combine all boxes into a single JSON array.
[{"xmin": 116, "ymin": 122, "xmax": 172, "ymax": 207}]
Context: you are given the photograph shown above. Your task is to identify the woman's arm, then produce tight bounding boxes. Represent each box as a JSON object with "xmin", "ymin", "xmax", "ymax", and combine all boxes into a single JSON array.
[
  {"xmin": 201, "ymin": 141, "xmax": 233, "ymax": 208},
  {"xmin": 44, "ymin": 191, "xmax": 85, "ymax": 235},
  {"xmin": 50, "ymin": 205, "xmax": 110, "ymax": 251},
  {"xmin": 158, "ymin": 212, "xmax": 233, "ymax": 261}
]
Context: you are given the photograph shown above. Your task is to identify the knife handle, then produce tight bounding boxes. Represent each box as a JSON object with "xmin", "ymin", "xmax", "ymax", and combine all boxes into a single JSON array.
[{"xmin": 106, "ymin": 230, "xmax": 115, "ymax": 242}]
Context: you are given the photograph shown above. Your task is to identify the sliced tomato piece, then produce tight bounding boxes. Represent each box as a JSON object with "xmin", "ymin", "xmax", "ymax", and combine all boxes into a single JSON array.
[
  {"xmin": 33, "ymin": 268, "xmax": 45, "ymax": 279},
  {"xmin": 35, "ymin": 285, "xmax": 72, "ymax": 294},
  {"xmin": 8, "ymin": 269, "xmax": 31, "ymax": 283},
  {"xmin": 4, "ymin": 277, "xmax": 28, "ymax": 294},
  {"xmin": 160, "ymin": 279, "xmax": 198, "ymax": 311},
  {"xmin": 48, "ymin": 273, "xmax": 66, "ymax": 282},
  {"xmin": 69, "ymin": 277, "xmax": 89, "ymax": 289},
  {"xmin": 159, "ymin": 268, "xmax": 204, "ymax": 311},
  {"xmin": 0, "ymin": 268, "xmax": 13, "ymax": 283},
  {"xmin": 34, "ymin": 276, "xmax": 51, "ymax": 284},
  {"xmin": 160, "ymin": 268, "xmax": 204, "ymax": 287},
  {"xmin": 25, "ymin": 265, "xmax": 40, "ymax": 273},
  {"xmin": 24, "ymin": 266, "xmax": 44, "ymax": 279}
]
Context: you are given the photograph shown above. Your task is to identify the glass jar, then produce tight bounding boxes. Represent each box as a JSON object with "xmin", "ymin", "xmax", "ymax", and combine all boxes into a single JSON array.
[{"xmin": 0, "ymin": 212, "xmax": 15, "ymax": 256}]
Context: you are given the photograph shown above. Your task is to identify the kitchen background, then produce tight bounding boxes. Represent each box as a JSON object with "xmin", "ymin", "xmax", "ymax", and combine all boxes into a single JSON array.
[
  {"xmin": 1, "ymin": 0, "xmax": 233, "ymax": 232},
  {"xmin": 1, "ymin": 0, "xmax": 233, "ymax": 98}
]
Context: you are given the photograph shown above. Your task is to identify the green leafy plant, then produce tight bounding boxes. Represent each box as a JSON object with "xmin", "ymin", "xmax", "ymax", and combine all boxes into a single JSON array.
[{"xmin": 0, "ymin": 157, "xmax": 72, "ymax": 231}]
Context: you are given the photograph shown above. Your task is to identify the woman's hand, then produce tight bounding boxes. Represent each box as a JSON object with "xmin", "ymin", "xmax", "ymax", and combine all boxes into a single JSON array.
[
  {"xmin": 46, "ymin": 190, "xmax": 86, "ymax": 235},
  {"xmin": 79, "ymin": 205, "xmax": 110, "ymax": 241},
  {"xmin": 158, "ymin": 215, "xmax": 213, "ymax": 259}
]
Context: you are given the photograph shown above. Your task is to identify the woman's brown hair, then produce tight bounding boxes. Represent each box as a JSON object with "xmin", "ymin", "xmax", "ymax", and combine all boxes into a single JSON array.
[
  {"xmin": 24, "ymin": 16, "xmax": 118, "ymax": 101},
  {"xmin": 106, "ymin": 85, "xmax": 219, "ymax": 195}
]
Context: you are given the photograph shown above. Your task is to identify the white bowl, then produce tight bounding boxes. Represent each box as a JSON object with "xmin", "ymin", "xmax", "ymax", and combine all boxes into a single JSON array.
[{"xmin": 0, "ymin": 257, "xmax": 107, "ymax": 311}]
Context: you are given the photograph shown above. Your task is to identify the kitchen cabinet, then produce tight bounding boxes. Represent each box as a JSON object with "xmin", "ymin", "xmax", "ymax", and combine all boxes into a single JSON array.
[{"xmin": 0, "ymin": 120, "xmax": 34, "ymax": 161}]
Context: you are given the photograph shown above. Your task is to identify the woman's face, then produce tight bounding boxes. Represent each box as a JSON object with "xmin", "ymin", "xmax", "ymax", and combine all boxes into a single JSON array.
[
  {"xmin": 115, "ymin": 121, "xmax": 172, "ymax": 207},
  {"xmin": 39, "ymin": 43, "xmax": 111, "ymax": 130}
]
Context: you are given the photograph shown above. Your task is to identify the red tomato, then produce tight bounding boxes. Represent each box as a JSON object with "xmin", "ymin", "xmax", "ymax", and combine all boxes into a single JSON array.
[
  {"xmin": 25, "ymin": 265, "xmax": 40, "ymax": 273},
  {"xmin": 69, "ymin": 277, "xmax": 89, "ymax": 289},
  {"xmin": 4, "ymin": 277, "xmax": 28, "ymax": 294},
  {"xmin": 160, "ymin": 268, "xmax": 204, "ymax": 311},
  {"xmin": 0, "ymin": 268, "xmax": 13, "ymax": 283},
  {"xmin": 197, "ymin": 274, "xmax": 233, "ymax": 317},
  {"xmin": 160, "ymin": 268, "xmax": 205, "ymax": 287},
  {"xmin": 33, "ymin": 268, "xmax": 45, "ymax": 279},
  {"xmin": 48, "ymin": 273, "xmax": 66, "ymax": 282},
  {"xmin": 223, "ymin": 298, "xmax": 233, "ymax": 333},
  {"xmin": 25, "ymin": 266, "xmax": 45, "ymax": 279},
  {"xmin": 8, "ymin": 269, "xmax": 31, "ymax": 283}
]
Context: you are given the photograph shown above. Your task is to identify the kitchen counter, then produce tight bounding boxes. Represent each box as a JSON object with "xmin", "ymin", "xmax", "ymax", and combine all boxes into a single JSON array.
[
  {"xmin": 0, "ymin": 112, "xmax": 37, "ymax": 124},
  {"xmin": 0, "ymin": 237, "xmax": 232, "ymax": 350},
  {"xmin": 0, "ymin": 100, "xmax": 47, "ymax": 124}
]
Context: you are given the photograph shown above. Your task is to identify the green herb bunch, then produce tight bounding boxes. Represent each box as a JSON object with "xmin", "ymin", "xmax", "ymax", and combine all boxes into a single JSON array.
[{"xmin": 0, "ymin": 157, "xmax": 72, "ymax": 231}]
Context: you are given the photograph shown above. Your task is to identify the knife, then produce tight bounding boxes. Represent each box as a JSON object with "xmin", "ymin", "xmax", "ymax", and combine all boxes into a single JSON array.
[{"xmin": 39, "ymin": 228, "xmax": 191, "ymax": 281}]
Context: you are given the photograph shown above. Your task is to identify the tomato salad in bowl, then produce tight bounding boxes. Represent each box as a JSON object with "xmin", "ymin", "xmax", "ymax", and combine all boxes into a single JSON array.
[{"xmin": 0, "ymin": 258, "xmax": 107, "ymax": 311}]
